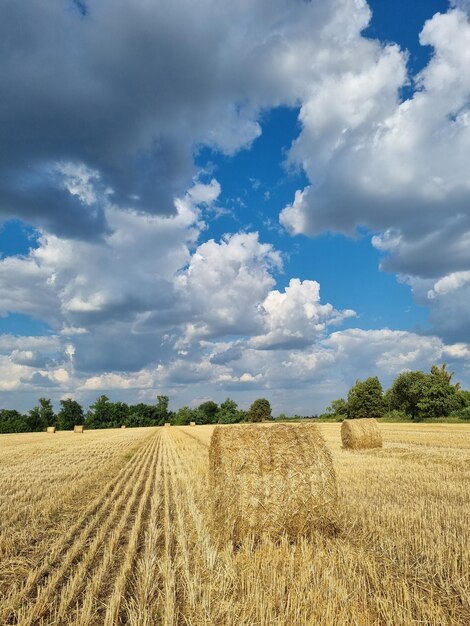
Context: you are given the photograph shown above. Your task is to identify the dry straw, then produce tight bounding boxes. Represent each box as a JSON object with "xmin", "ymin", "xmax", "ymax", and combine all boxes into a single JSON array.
[
  {"xmin": 190, "ymin": 421, "xmax": 196, "ymax": 427},
  {"xmin": 341, "ymin": 418, "xmax": 382, "ymax": 450},
  {"xmin": 209, "ymin": 423, "xmax": 337, "ymax": 548},
  {"xmin": 74, "ymin": 425, "xmax": 84, "ymax": 433},
  {"xmin": 46, "ymin": 426, "xmax": 56, "ymax": 433},
  {"xmin": 164, "ymin": 423, "xmax": 171, "ymax": 427},
  {"xmin": 121, "ymin": 425, "xmax": 127, "ymax": 429}
]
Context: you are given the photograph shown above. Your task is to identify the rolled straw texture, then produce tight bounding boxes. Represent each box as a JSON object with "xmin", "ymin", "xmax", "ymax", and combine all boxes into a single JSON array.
[
  {"xmin": 341, "ymin": 418, "xmax": 382, "ymax": 450},
  {"xmin": 209, "ymin": 423, "xmax": 337, "ymax": 548}
]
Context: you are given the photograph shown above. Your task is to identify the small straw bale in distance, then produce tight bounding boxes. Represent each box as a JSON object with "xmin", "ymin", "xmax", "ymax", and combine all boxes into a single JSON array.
[
  {"xmin": 209, "ymin": 423, "xmax": 337, "ymax": 548},
  {"xmin": 73, "ymin": 425, "xmax": 84, "ymax": 433},
  {"xmin": 164, "ymin": 422, "xmax": 171, "ymax": 427},
  {"xmin": 341, "ymin": 418, "xmax": 382, "ymax": 450},
  {"xmin": 46, "ymin": 426, "xmax": 56, "ymax": 433},
  {"xmin": 121, "ymin": 425, "xmax": 127, "ymax": 429},
  {"xmin": 190, "ymin": 421, "xmax": 196, "ymax": 427}
]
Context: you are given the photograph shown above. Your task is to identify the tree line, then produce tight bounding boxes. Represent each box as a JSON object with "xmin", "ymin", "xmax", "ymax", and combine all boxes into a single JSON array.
[
  {"xmin": 0, "ymin": 395, "xmax": 273, "ymax": 434},
  {"xmin": 326, "ymin": 364, "xmax": 470, "ymax": 420}
]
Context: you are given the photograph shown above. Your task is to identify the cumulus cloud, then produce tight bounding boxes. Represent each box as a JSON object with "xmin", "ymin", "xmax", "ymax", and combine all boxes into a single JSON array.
[
  {"xmin": 277, "ymin": 6, "xmax": 470, "ymax": 342},
  {"xmin": 408, "ymin": 273, "xmax": 470, "ymax": 342},
  {"xmin": 251, "ymin": 278, "xmax": 356, "ymax": 350},
  {"xmin": 176, "ymin": 232, "xmax": 282, "ymax": 340},
  {"xmin": 0, "ymin": 0, "xmax": 377, "ymax": 238},
  {"xmin": 2, "ymin": 1, "xmax": 470, "ymax": 410},
  {"xmin": 282, "ymin": 9, "xmax": 470, "ymax": 260}
]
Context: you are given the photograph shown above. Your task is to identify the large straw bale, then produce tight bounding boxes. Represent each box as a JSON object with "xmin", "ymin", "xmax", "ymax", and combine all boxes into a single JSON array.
[
  {"xmin": 209, "ymin": 423, "xmax": 337, "ymax": 548},
  {"xmin": 190, "ymin": 421, "xmax": 196, "ymax": 427},
  {"xmin": 341, "ymin": 418, "xmax": 382, "ymax": 450},
  {"xmin": 74, "ymin": 425, "xmax": 84, "ymax": 433},
  {"xmin": 46, "ymin": 426, "xmax": 56, "ymax": 433}
]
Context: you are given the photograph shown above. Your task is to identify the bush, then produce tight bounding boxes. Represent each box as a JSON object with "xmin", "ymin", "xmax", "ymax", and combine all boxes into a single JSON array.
[
  {"xmin": 450, "ymin": 406, "xmax": 470, "ymax": 420},
  {"xmin": 382, "ymin": 409, "xmax": 409, "ymax": 421}
]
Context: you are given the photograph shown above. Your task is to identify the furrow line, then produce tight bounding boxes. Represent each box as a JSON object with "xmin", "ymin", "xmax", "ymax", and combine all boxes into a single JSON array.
[
  {"xmin": 104, "ymin": 434, "xmax": 164, "ymax": 626},
  {"xmin": 61, "ymin": 433, "xmax": 162, "ymax": 626},
  {"xmin": 123, "ymin": 440, "xmax": 166, "ymax": 626},
  {"xmin": 160, "ymin": 430, "xmax": 177, "ymax": 626},
  {"xmin": 164, "ymin": 430, "xmax": 222, "ymax": 626},
  {"xmin": 1, "ymin": 430, "xmax": 156, "ymax": 612},
  {"xmin": 9, "ymin": 432, "xmax": 159, "ymax": 626},
  {"xmin": 45, "ymin": 433, "xmax": 161, "ymax": 626}
]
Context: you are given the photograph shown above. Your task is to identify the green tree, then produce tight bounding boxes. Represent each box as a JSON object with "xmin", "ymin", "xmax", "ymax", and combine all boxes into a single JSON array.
[
  {"xmin": 347, "ymin": 377, "xmax": 384, "ymax": 419},
  {"xmin": 388, "ymin": 371, "xmax": 427, "ymax": 419},
  {"xmin": 173, "ymin": 406, "xmax": 198, "ymax": 425},
  {"xmin": 198, "ymin": 401, "xmax": 219, "ymax": 424},
  {"xmin": 109, "ymin": 401, "xmax": 130, "ymax": 427},
  {"xmin": 459, "ymin": 389, "xmax": 470, "ymax": 407},
  {"xmin": 153, "ymin": 395, "xmax": 170, "ymax": 425},
  {"xmin": 26, "ymin": 398, "xmax": 55, "ymax": 431},
  {"xmin": 39, "ymin": 397, "xmax": 55, "ymax": 427},
  {"xmin": 86, "ymin": 395, "xmax": 113, "ymax": 429},
  {"xmin": 389, "ymin": 365, "xmax": 462, "ymax": 419},
  {"xmin": 57, "ymin": 398, "xmax": 84, "ymax": 430},
  {"xmin": 416, "ymin": 364, "xmax": 462, "ymax": 418},
  {"xmin": 218, "ymin": 398, "xmax": 242, "ymax": 424},
  {"xmin": 248, "ymin": 398, "xmax": 272, "ymax": 422},
  {"xmin": 0, "ymin": 409, "xmax": 28, "ymax": 433},
  {"xmin": 326, "ymin": 398, "xmax": 348, "ymax": 416}
]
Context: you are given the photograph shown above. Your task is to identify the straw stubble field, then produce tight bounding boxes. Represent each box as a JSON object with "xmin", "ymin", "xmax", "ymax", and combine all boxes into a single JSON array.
[{"xmin": 0, "ymin": 422, "xmax": 469, "ymax": 625}]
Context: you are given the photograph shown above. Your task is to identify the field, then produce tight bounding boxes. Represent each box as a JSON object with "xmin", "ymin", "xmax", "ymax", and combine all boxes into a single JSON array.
[{"xmin": 0, "ymin": 423, "xmax": 469, "ymax": 626}]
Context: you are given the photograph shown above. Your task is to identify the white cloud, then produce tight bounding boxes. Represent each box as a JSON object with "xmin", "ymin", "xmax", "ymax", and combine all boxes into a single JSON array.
[
  {"xmin": 0, "ymin": 0, "xmax": 378, "ymax": 238},
  {"xmin": 81, "ymin": 370, "xmax": 154, "ymax": 391},
  {"xmin": 251, "ymin": 278, "xmax": 356, "ymax": 350},
  {"xmin": 278, "ymin": 6, "xmax": 470, "ymax": 342},
  {"xmin": 282, "ymin": 9, "xmax": 470, "ymax": 249},
  {"xmin": 2, "ymin": 2, "xmax": 470, "ymax": 410},
  {"xmin": 176, "ymin": 232, "xmax": 282, "ymax": 340},
  {"xmin": 427, "ymin": 271, "xmax": 470, "ymax": 298}
]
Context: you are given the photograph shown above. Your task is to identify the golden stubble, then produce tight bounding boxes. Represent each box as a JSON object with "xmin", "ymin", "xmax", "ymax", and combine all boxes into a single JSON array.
[{"xmin": 0, "ymin": 422, "xmax": 469, "ymax": 625}]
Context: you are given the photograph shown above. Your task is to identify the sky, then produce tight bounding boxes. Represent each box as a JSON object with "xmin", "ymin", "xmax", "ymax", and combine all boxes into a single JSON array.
[{"xmin": 1, "ymin": 0, "xmax": 470, "ymax": 415}]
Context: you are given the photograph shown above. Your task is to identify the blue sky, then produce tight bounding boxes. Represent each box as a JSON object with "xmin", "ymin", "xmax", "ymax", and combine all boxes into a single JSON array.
[{"xmin": 0, "ymin": 0, "xmax": 469, "ymax": 413}]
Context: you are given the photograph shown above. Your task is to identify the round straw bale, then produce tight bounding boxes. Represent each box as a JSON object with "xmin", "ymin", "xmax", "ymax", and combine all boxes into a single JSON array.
[
  {"xmin": 164, "ymin": 422, "xmax": 171, "ymax": 427},
  {"xmin": 121, "ymin": 425, "xmax": 127, "ymax": 429},
  {"xmin": 46, "ymin": 426, "xmax": 56, "ymax": 433},
  {"xmin": 209, "ymin": 423, "xmax": 337, "ymax": 548},
  {"xmin": 73, "ymin": 424, "xmax": 84, "ymax": 433},
  {"xmin": 341, "ymin": 418, "xmax": 382, "ymax": 450},
  {"xmin": 190, "ymin": 421, "xmax": 196, "ymax": 427}
]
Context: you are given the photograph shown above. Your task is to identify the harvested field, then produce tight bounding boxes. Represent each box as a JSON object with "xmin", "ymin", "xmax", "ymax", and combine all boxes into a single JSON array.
[{"xmin": 1, "ymin": 422, "xmax": 469, "ymax": 625}]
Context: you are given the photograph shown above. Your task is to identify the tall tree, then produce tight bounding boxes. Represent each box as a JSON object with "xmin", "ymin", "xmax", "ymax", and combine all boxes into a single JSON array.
[
  {"xmin": 388, "ymin": 371, "xmax": 427, "ymax": 419},
  {"xmin": 248, "ymin": 398, "xmax": 272, "ymax": 422},
  {"xmin": 347, "ymin": 377, "xmax": 384, "ymax": 419},
  {"xmin": 86, "ymin": 395, "xmax": 113, "ymax": 429},
  {"xmin": 39, "ymin": 397, "xmax": 56, "ymax": 427},
  {"xmin": 57, "ymin": 398, "xmax": 84, "ymax": 430},
  {"xmin": 218, "ymin": 398, "xmax": 242, "ymax": 423},
  {"xmin": 153, "ymin": 395, "xmax": 170, "ymax": 425},
  {"xmin": 389, "ymin": 365, "xmax": 462, "ymax": 419},
  {"xmin": 0, "ymin": 409, "xmax": 28, "ymax": 434},
  {"xmin": 198, "ymin": 401, "xmax": 219, "ymax": 424}
]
